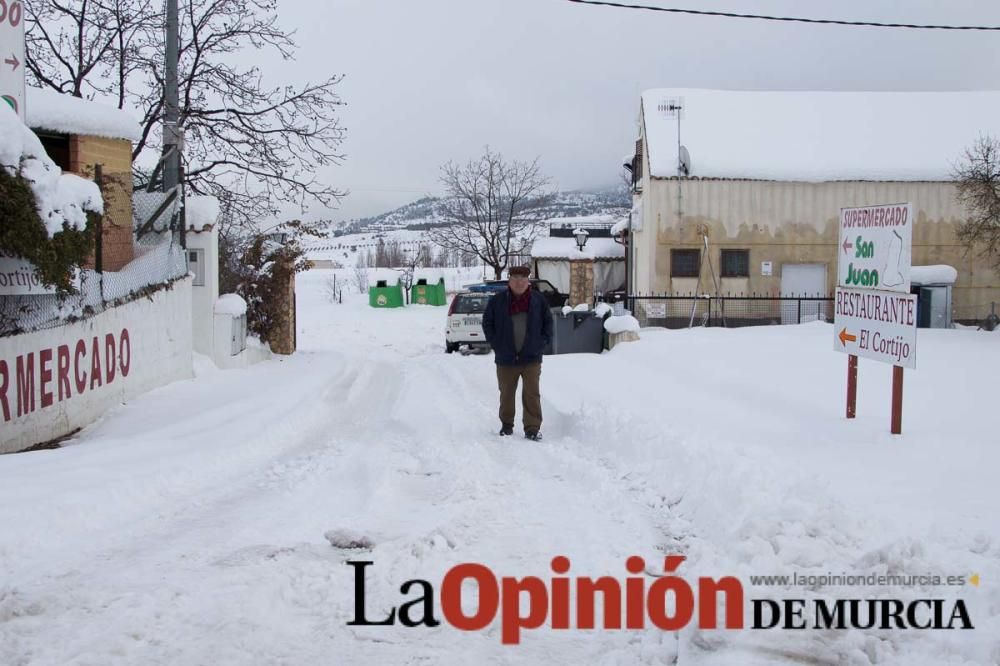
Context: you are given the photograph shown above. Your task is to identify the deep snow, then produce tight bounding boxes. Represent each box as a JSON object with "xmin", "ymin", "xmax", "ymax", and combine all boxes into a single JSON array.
[{"xmin": 1, "ymin": 267, "xmax": 998, "ymax": 665}]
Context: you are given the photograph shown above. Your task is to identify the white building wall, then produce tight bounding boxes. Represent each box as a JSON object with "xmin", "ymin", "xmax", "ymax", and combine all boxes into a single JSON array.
[{"xmin": 0, "ymin": 279, "xmax": 193, "ymax": 453}]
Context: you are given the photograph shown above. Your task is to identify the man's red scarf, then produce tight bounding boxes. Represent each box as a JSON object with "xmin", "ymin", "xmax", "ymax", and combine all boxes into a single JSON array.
[{"xmin": 509, "ymin": 285, "xmax": 532, "ymax": 315}]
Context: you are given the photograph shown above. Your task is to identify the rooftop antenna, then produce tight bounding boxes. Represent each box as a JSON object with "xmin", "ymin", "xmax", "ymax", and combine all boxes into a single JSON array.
[{"xmin": 658, "ymin": 97, "xmax": 685, "ymax": 219}]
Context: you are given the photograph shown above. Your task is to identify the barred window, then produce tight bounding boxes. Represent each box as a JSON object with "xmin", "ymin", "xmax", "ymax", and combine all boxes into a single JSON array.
[
  {"xmin": 721, "ymin": 249, "xmax": 750, "ymax": 278},
  {"xmin": 670, "ymin": 249, "xmax": 700, "ymax": 278}
]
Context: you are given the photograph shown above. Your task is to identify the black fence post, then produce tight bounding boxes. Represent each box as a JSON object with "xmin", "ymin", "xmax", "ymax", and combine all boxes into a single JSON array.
[
  {"xmin": 797, "ymin": 299, "xmax": 802, "ymax": 325},
  {"xmin": 179, "ymin": 163, "xmax": 187, "ymax": 250}
]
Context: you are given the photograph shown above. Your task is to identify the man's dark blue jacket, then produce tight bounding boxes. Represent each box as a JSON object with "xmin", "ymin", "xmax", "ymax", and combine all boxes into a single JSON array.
[{"xmin": 482, "ymin": 288, "xmax": 553, "ymax": 366}]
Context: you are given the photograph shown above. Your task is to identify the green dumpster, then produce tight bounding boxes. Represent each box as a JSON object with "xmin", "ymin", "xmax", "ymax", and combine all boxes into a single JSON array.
[
  {"xmin": 369, "ymin": 270, "xmax": 404, "ymax": 308},
  {"xmin": 410, "ymin": 270, "xmax": 447, "ymax": 306}
]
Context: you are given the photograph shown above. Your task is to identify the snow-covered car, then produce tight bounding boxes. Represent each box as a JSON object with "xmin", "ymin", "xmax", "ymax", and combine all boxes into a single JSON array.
[
  {"xmin": 464, "ymin": 279, "xmax": 568, "ymax": 309},
  {"xmin": 445, "ymin": 291, "xmax": 492, "ymax": 353}
]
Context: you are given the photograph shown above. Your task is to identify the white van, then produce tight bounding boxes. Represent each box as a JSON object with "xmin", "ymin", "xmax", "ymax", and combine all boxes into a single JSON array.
[{"xmin": 445, "ymin": 291, "xmax": 492, "ymax": 353}]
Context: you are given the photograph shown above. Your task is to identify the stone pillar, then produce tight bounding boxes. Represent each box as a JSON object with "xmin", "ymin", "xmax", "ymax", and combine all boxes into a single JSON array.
[
  {"xmin": 569, "ymin": 259, "xmax": 595, "ymax": 307},
  {"xmin": 269, "ymin": 259, "xmax": 297, "ymax": 354}
]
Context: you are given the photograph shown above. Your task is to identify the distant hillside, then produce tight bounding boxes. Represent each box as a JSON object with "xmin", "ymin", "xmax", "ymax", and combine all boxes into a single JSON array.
[{"xmin": 333, "ymin": 186, "xmax": 629, "ymax": 236}]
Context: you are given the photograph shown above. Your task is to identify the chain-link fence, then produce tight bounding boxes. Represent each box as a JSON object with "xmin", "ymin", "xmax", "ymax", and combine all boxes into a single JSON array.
[
  {"xmin": 0, "ymin": 176, "xmax": 188, "ymax": 337},
  {"xmin": 626, "ymin": 294, "xmax": 834, "ymax": 329}
]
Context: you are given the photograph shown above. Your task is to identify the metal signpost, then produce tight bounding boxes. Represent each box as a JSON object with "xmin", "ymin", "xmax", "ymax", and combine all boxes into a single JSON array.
[
  {"xmin": 0, "ymin": 0, "xmax": 25, "ymax": 120},
  {"xmin": 833, "ymin": 203, "xmax": 916, "ymax": 434}
]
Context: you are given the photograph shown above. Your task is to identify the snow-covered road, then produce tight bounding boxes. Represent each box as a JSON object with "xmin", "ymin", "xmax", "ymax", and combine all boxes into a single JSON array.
[{"xmin": 2, "ymin": 268, "xmax": 998, "ymax": 665}]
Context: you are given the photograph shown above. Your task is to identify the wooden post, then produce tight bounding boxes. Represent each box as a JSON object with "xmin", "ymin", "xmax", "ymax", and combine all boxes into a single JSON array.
[
  {"xmin": 93, "ymin": 164, "xmax": 104, "ymax": 273},
  {"xmin": 846, "ymin": 354, "xmax": 858, "ymax": 419},
  {"xmin": 891, "ymin": 365, "xmax": 904, "ymax": 434}
]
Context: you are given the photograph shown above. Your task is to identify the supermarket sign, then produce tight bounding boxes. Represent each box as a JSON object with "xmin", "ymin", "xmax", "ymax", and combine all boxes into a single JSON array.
[{"xmin": 837, "ymin": 203, "xmax": 912, "ymax": 294}]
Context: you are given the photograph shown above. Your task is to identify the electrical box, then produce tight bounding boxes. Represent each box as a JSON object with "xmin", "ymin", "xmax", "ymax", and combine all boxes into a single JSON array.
[
  {"xmin": 230, "ymin": 313, "xmax": 247, "ymax": 355},
  {"xmin": 913, "ymin": 286, "xmax": 952, "ymax": 329},
  {"xmin": 213, "ymin": 294, "xmax": 248, "ymax": 364},
  {"xmin": 188, "ymin": 248, "xmax": 205, "ymax": 286}
]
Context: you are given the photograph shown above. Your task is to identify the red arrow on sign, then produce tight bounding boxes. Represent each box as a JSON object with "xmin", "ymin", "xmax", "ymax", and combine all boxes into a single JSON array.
[
  {"xmin": 842, "ymin": 237, "xmax": 853, "ymax": 255},
  {"xmin": 839, "ymin": 327, "xmax": 857, "ymax": 346},
  {"xmin": 4, "ymin": 54, "xmax": 19, "ymax": 72}
]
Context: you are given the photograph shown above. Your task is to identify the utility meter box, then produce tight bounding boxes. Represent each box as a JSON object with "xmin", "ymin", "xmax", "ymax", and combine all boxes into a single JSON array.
[
  {"xmin": 910, "ymin": 265, "xmax": 957, "ymax": 329},
  {"xmin": 214, "ymin": 294, "xmax": 248, "ymax": 361}
]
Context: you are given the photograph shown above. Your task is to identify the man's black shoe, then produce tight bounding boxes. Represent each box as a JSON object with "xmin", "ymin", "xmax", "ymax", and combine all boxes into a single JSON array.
[
  {"xmin": 499, "ymin": 424, "xmax": 514, "ymax": 436},
  {"xmin": 524, "ymin": 431, "xmax": 542, "ymax": 441}
]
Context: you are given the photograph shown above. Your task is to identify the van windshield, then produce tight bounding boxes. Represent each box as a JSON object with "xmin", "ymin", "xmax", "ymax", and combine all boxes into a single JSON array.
[{"xmin": 454, "ymin": 294, "xmax": 490, "ymax": 314}]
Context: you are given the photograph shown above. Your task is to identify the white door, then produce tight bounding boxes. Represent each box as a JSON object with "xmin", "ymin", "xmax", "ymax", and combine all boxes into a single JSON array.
[{"xmin": 780, "ymin": 263, "xmax": 827, "ymax": 323}]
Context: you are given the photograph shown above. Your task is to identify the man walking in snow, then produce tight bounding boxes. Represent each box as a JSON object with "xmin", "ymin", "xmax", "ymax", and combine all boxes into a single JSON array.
[{"xmin": 482, "ymin": 265, "xmax": 553, "ymax": 441}]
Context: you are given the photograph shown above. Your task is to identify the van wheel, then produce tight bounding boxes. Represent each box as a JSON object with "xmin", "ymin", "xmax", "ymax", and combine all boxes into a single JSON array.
[{"xmin": 445, "ymin": 342, "xmax": 456, "ymax": 353}]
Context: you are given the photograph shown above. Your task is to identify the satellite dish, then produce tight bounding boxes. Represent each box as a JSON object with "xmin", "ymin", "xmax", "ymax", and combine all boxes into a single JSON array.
[{"xmin": 678, "ymin": 145, "xmax": 691, "ymax": 176}]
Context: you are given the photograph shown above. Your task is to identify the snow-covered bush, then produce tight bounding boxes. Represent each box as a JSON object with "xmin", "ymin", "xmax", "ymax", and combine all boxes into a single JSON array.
[
  {"xmin": 0, "ymin": 103, "xmax": 103, "ymax": 293},
  {"xmin": 233, "ymin": 222, "xmax": 311, "ymax": 344}
]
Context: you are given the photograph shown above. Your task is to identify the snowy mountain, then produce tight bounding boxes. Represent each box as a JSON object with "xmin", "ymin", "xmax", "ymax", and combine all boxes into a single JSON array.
[
  {"xmin": 334, "ymin": 186, "xmax": 629, "ymax": 236},
  {"xmin": 304, "ymin": 186, "xmax": 630, "ymax": 267}
]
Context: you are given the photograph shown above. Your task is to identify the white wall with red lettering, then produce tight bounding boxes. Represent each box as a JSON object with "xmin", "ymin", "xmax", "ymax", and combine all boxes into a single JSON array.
[{"xmin": 0, "ymin": 278, "xmax": 193, "ymax": 453}]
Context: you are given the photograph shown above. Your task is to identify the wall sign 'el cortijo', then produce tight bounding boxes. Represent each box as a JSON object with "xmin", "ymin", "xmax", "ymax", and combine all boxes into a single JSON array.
[{"xmin": 0, "ymin": 328, "xmax": 131, "ymax": 423}]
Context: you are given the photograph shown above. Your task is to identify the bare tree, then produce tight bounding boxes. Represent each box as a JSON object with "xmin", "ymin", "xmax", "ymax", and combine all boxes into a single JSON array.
[
  {"xmin": 427, "ymin": 147, "xmax": 552, "ymax": 280},
  {"xmin": 416, "ymin": 243, "xmax": 432, "ymax": 268},
  {"xmin": 399, "ymin": 253, "xmax": 419, "ymax": 302},
  {"xmin": 25, "ymin": 0, "xmax": 345, "ymax": 236},
  {"xmin": 352, "ymin": 253, "xmax": 369, "ymax": 294},
  {"xmin": 25, "ymin": 0, "xmax": 159, "ymax": 110},
  {"xmin": 954, "ymin": 135, "xmax": 1000, "ymax": 270},
  {"xmin": 386, "ymin": 240, "xmax": 404, "ymax": 268}
]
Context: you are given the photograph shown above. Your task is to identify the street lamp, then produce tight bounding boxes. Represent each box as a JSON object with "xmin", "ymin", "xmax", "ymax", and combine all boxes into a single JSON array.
[{"xmin": 573, "ymin": 228, "xmax": 589, "ymax": 252}]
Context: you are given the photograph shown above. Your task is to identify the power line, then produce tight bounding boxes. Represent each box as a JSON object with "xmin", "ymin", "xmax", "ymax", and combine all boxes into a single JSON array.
[{"xmin": 564, "ymin": 0, "xmax": 1000, "ymax": 31}]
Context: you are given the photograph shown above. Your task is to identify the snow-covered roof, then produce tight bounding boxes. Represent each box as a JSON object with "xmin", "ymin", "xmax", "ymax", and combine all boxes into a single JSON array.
[
  {"xmin": 214, "ymin": 294, "xmax": 247, "ymax": 316},
  {"xmin": 185, "ymin": 196, "xmax": 220, "ymax": 232},
  {"xmin": 911, "ymin": 265, "xmax": 958, "ymax": 286},
  {"xmin": 371, "ymin": 269, "xmax": 401, "ymax": 285},
  {"xmin": 413, "ymin": 268, "xmax": 444, "ymax": 283},
  {"xmin": 26, "ymin": 88, "xmax": 142, "ymax": 142},
  {"xmin": 531, "ymin": 236, "xmax": 625, "ymax": 261},
  {"xmin": 605, "ymin": 315, "xmax": 640, "ymax": 335},
  {"xmin": 1, "ymin": 103, "xmax": 103, "ymax": 236},
  {"xmin": 610, "ymin": 217, "xmax": 630, "ymax": 235},
  {"xmin": 640, "ymin": 89, "xmax": 1000, "ymax": 182}
]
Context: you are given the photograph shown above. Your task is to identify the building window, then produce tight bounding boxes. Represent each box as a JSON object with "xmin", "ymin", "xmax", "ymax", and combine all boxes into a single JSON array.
[
  {"xmin": 36, "ymin": 133, "xmax": 71, "ymax": 171},
  {"xmin": 670, "ymin": 249, "xmax": 700, "ymax": 278},
  {"xmin": 721, "ymin": 249, "xmax": 750, "ymax": 278}
]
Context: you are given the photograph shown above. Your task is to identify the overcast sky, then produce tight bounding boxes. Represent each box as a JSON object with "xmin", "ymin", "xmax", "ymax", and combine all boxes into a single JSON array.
[{"xmin": 266, "ymin": 0, "xmax": 1000, "ymax": 222}]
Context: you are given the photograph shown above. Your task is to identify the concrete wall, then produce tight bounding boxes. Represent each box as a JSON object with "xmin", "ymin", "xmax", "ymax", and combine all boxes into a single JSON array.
[
  {"xmin": 631, "ymin": 177, "xmax": 1000, "ymax": 321},
  {"xmin": 70, "ymin": 135, "xmax": 135, "ymax": 271},
  {"xmin": 0, "ymin": 278, "xmax": 193, "ymax": 453}
]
